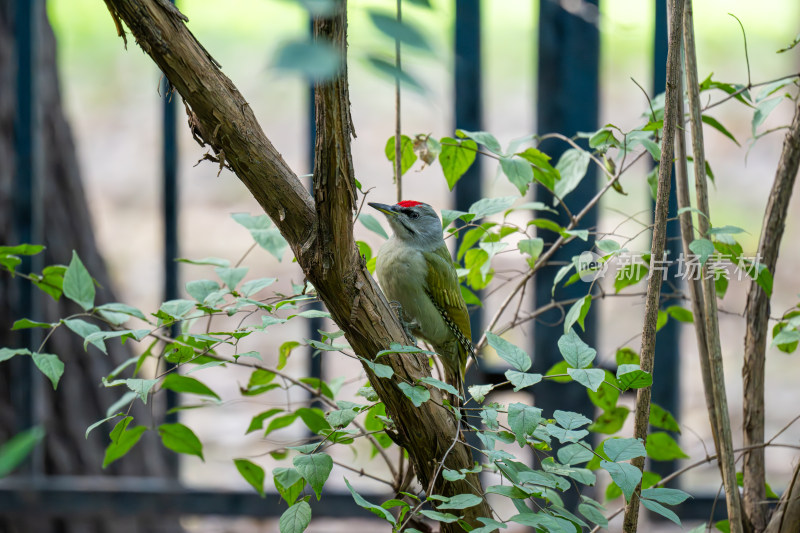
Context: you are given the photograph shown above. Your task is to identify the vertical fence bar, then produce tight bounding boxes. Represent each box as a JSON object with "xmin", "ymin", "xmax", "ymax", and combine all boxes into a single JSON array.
[
  {"xmin": 160, "ymin": 2, "xmax": 180, "ymax": 440},
  {"xmin": 650, "ymin": 0, "xmax": 681, "ymax": 482},
  {"xmin": 534, "ymin": 0, "xmax": 600, "ymax": 509},
  {"xmin": 11, "ymin": 0, "xmax": 42, "ymax": 474},
  {"xmin": 454, "ymin": 0, "xmax": 483, "ymax": 377}
]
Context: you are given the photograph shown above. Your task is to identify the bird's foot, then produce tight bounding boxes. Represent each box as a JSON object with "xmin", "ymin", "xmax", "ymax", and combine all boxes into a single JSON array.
[{"xmin": 388, "ymin": 301, "xmax": 418, "ymax": 345}]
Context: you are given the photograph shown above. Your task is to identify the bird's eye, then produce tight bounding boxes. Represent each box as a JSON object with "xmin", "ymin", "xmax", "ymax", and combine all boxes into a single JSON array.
[{"xmin": 408, "ymin": 211, "xmax": 419, "ymax": 219}]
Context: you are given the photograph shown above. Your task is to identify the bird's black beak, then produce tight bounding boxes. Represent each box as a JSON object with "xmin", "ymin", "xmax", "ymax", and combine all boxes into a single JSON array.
[{"xmin": 368, "ymin": 202, "xmax": 398, "ymax": 217}]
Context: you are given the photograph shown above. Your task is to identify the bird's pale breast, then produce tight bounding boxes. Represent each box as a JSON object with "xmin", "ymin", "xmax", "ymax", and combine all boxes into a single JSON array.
[{"xmin": 376, "ymin": 238, "xmax": 451, "ymax": 346}]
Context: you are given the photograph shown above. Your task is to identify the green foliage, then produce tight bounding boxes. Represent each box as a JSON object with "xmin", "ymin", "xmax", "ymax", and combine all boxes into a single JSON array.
[{"xmin": 0, "ymin": 426, "xmax": 45, "ymax": 478}]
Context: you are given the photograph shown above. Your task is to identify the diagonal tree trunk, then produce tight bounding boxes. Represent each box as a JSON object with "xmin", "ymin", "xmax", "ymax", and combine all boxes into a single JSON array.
[
  {"xmin": 101, "ymin": 0, "xmax": 490, "ymax": 529},
  {"xmin": 0, "ymin": 2, "xmax": 180, "ymax": 532}
]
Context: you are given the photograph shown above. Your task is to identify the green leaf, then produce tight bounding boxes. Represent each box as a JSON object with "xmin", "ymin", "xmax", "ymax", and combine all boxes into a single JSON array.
[
  {"xmin": 419, "ymin": 510, "xmax": 460, "ymax": 523},
  {"xmin": 439, "ymin": 138, "xmax": 478, "ymax": 190},
  {"xmin": 12, "ymin": 318, "xmax": 52, "ymax": 330},
  {"xmin": 240, "ymin": 277, "xmax": 277, "ymax": 297},
  {"xmin": 579, "ymin": 500, "xmax": 609, "ymax": 528},
  {"xmin": 604, "ymin": 437, "xmax": 646, "ymax": 461},
  {"xmin": 398, "ymin": 382, "xmax": 430, "ymax": 407},
  {"xmin": 641, "ymin": 487, "xmax": 691, "ymax": 505},
  {"xmin": 468, "ymin": 384, "xmax": 494, "ymax": 403},
  {"xmin": 296, "ymin": 407, "xmax": 331, "ymax": 434},
  {"xmin": 274, "ymin": 467, "xmax": 305, "ymax": 505},
  {"xmin": 645, "ymin": 431, "xmax": 689, "ymax": 460},
  {"xmin": 365, "ymin": 55, "xmax": 424, "ymax": 92},
  {"xmin": 558, "ymin": 329, "xmax": 596, "ymax": 368},
  {"xmin": 63, "ymin": 250, "xmax": 95, "ymax": 311},
  {"xmin": 231, "ymin": 213, "xmax": 288, "ymax": 261},
  {"xmin": 554, "ymin": 148, "xmax": 591, "ymax": 201},
  {"xmin": 518, "ymin": 147, "xmax": 559, "ymax": 191},
  {"xmin": 384, "ymin": 134, "xmax": 418, "ymax": 177},
  {"xmin": 279, "ymin": 500, "xmax": 312, "ymax": 533},
  {"xmin": 85, "ymin": 413, "xmax": 124, "ymax": 440},
  {"xmin": 31, "ymin": 264, "xmax": 67, "ymax": 301},
  {"xmin": 500, "ymin": 156, "xmax": 534, "ymax": 195},
  {"xmin": 0, "ymin": 426, "xmax": 45, "ymax": 477},
  {"xmin": 564, "ymin": 295, "xmax": 592, "ymax": 333},
  {"xmin": 567, "ymin": 368, "xmax": 605, "ymax": 392},
  {"xmin": 0, "ymin": 347, "xmax": 30, "ymax": 363},
  {"xmin": 368, "ymin": 11, "xmax": 432, "ymax": 51},
  {"xmin": 215, "ymin": 267, "xmax": 248, "ymax": 290},
  {"xmin": 485, "ymin": 332, "xmax": 531, "ymax": 371},
  {"xmin": 600, "ymin": 460, "xmax": 642, "ymax": 501},
  {"xmin": 508, "ymin": 402, "xmax": 542, "ymax": 446},
  {"xmin": 274, "ymin": 37, "xmax": 341, "ymax": 81},
  {"xmin": 158, "ymin": 423, "xmax": 204, "ymax": 460},
  {"xmin": 293, "ymin": 453, "xmax": 333, "ymax": 500},
  {"xmin": 616, "ymin": 364, "xmax": 653, "ymax": 390},
  {"xmin": 32, "ymin": 352, "xmax": 65, "ymax": 389},
  {"xmin": 641, "ymin": 498, "xmax": 681, "ymax": 525},
  {"xmin": 666, "ymin": 306, "xmax": 693, "ymax": 323},
  {"xmin": 436, "ymin": 493, "xmax": 483, "ymax": 510},
  {"xmin": 326, "ymin": 408, "xmax": 358, "ymax": 429},
  {"xmin": 702, "ymin": 114, "xmax": 740, "ymax": 146},
  {"xmin": 457, "ymin": 129, "xmax": 503, "ymax": 155},
  {"xmin": 589, "ymin": 406, "xmax": 629, "ymax": 434},
  {"xmin": 554, "ymin": 410, "xmax": 592, "ymax": 430},
  {"xmin": 234, "ymin": 458, "xmax": 265, "ymax": 497},
  {"xmin": 124, "ymin": 378, "xmax": 158, "ymax": 403},
  {"xmin": 185, "ymin": 279, "xmax": 221, "ymax": 302},
  {"xmin": 344, "ymin": 477, "xmax": 397, "ymax": 523},
  {"xmin": 753, "ymin": 97, "xmax": 783, "ymax": 135},
  {"xmin": 518, "ymin": 238, "xmax": 544, "ymax": 266},
  {"xmin": 586, "ymin": 371, "xmax": 620, "ymax": 411},
  {"xmin": 649, "ymin": 403, "xmax": 680, "ymax": 432},
  {"xmin": 0, "ymin": 244, "xmax": 44, "ymax": 256},
  {"xmin": 614, "ymin": 263, "xmax": 648, "ymax": 292},
  {"xmin": 103, "ymin": 416, "xmax": 147, "ymax": 468},
  {"xmin": 616, "ymin": 347, "xmax": 639, "ymax": 365},
  {"xmin": 505, "ymin": 370, "xmax": 542, "ymax": 392},
  {"xmin": 358, "ymin": 213, "xmax": 389, "ymax": 239},
  {"xmin": 689, "ymin": 238, "xmax": 715, "ymax": 266},
  {"xmin": 247, "ymin": 409, "xmax": 283, "ymax": 434},
  {"xmin": 95, "ymin": 302, "xmax": 147, "ymax": 321},
  {"xmin": 468, "ymin": 196, "xmax": 517, "ymax": 220},
  {"xmin": 419, "ymin": 376, "xmax": 460, "ymax": 396},
  {"xmin": 362, "ymin": 357, "xmax": 394, "ymax": 379},
  {"xmin": 558, "ymin": 442, "xmax": 594, "ymax": 465},
  {"xmin": 161, "ymin": 374, "xmax": 221, "ymax": 401}
]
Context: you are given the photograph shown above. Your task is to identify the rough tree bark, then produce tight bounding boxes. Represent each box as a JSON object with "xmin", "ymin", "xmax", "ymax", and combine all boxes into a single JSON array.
[
  {"xmin": 101, "ymin": 0, "xmax": 490, "ymax": 529},
  {"xmin": 621, "ymin": 0, "xmax": 684, "ymax": 530},
  {"xmin": 743, "ymin": 97, "xmax": 800, "ymax": 532},
  {"xmin": 0, "ymin": 2, "xmax": 180, "ymax": 532}
]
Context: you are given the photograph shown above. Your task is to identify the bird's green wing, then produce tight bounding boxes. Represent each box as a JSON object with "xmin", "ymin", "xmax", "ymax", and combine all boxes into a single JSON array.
[{"xmin": 422, "ymin": 246, "xmax": 473, "ymax": 359}]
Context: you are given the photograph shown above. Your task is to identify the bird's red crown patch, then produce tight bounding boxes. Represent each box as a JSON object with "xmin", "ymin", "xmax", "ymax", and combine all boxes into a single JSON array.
[{"xmin": 397, "ymin": 200, "xmax": 423, "ymax": 208}]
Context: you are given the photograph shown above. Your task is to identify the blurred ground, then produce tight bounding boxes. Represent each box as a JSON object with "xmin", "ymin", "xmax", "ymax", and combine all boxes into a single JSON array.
[{"xmin": 44, "ymin": 0, "xmax": 800, "ymax": 530}]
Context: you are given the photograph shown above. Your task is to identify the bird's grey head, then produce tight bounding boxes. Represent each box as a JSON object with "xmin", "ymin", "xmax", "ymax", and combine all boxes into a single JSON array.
[{"xmin": 368, "ymin": 200, "xmax": 444, "ymax": 250}]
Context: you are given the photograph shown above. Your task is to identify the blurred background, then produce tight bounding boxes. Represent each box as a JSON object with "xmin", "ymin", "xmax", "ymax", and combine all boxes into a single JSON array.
[{"xmin": 1, "ymin": 0, "xmax": 800, "ymax": 531}]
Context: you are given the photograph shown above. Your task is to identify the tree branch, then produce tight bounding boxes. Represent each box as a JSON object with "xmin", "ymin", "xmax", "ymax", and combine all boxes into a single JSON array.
[
  {"xmin": 622, "ymin": 0, "xmax": 684, "ymax": 530},
  {"xmin": 683, "ymin": 1, "xmax": 744, "ymax": 530},
  {"xmin": 743, "ymin": 96, "xmax": 800, "ymax": 531}
]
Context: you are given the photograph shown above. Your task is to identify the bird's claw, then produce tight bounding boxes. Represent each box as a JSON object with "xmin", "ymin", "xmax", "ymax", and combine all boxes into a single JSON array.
[{"xmin": 389, "ymin": 301, "xmax": 418, "ymax": 345}]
